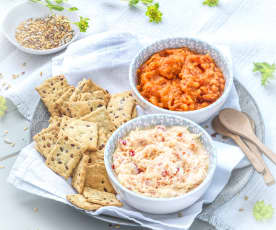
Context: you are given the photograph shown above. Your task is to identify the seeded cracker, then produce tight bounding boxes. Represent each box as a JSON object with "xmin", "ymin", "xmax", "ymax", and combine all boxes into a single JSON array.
[
  {"xmin": 132, "ymin": 106, "xmax": 137, "ymax": 119},
  {"xmin": 55, "ymin": 86, "xmax": 75, "ymax": 116},
  {"xmin": 83, "ymin": 187, "xmax": 122, "ymax": 207},
  {"xmin": 87, "ymin": 150, "xmax": 104, "ymax": 164},
  {"xmin": 70, "ymin": 79, "xmax": 110, "ymax": 104},
  {"xmin": 46, "ymin": 134, "xmax": 84, "ymax": 179},
  {"xmin": 69, "ymin": 100, "xmax": 105, "ymax": 118},
  {"xmin": 107, "ymin": 91, "xmax": 136, "ymax": 128},
  {"xmin": 72, "ymin": 155, "xmax": 89, "ymax": 194},
  {"xmin": 81, "ymin": 107, "xmax": 116, "ymax": 149},
  {"xmin": 63, "ymin": 119, "xmax": 98, "ymax": 151},
  {"xmin": 67, "ymin": 194, "xmax": 102, "ymax": 211},
  {"xmin": 85, "ymin": 162, "xmax": 116, "ymax": 193},
  {"xmin": 36, "ymin": 75, "xmax": 70, "ymax": 116},
  {"xmin": 33, "ymin": 126, "xmax": 59, "ymax": 158}
]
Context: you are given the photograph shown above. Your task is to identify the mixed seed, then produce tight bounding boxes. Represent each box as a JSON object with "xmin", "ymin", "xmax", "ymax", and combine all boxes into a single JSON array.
[{"xmin": 15, "ymin": 14, "xmax": 74, "ymax": 50}]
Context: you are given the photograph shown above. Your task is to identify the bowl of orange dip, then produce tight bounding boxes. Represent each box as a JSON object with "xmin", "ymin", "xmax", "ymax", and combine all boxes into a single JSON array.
[{"xmin": 129, "ymin": 38, "xmax": 233, "ymax": 123}]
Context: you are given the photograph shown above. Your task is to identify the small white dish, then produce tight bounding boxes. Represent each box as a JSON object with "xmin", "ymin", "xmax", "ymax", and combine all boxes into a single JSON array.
[
  {"xmin": 129, "ymin": 37, "xmax": 234, "ymax": 124},
  {"xmin": 1, "ymin": 1, "xmax": 80, "ymax": 55},
  {"xmin": 104, "ymin": 114, "xmax": 217, "ymax": 214}
]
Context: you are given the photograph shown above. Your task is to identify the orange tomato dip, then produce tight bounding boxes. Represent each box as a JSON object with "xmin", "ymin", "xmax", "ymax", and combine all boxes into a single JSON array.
[{"xmin": 137, "ymin": 48, "xmax": 225, "ymax": 111}]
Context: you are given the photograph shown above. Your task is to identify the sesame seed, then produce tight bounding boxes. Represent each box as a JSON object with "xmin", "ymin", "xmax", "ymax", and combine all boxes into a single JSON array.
[{"xmin": 15, "ymin": 14, "xmax": 74, "ymax": 50}]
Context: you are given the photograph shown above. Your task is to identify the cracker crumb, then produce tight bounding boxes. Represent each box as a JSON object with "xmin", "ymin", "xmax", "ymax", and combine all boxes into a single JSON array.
[
  {"xmin": 244, "ymin": 196, "xmax": 248, "ymax": 200},
  {"xmin": 0, "ymin": 165, "xmax": 5, "ymax": 169},
  {"xmin": 24, "ymin": 127, "xmax": 28, "ymax": 131},
  {"xmin": 177, "ymin": 212, "xmax": 183, "ymax": 217},
  {"xmin": 239, "ymin": 208, "xmax": 244, "ymax": 212},
  {"xmin": 4, "ymin": 130, "xmax": 8, "ymax": 134},
  {"xmin": 12, "ymin": 74, "xmax": 20, "ymax": 79},
  {"xmin": 114, "ymin": 225, "xmax": 120, "ymax": 229},
  {"xmin": 33, "ymin": 207, "xmax": 39, "ymax": 212},
  {"xmin": 22, "ymin": 62, "xmax": 27, "ymax": 67},
  {"xmin": 40, "ymin": 72, "xmax": 43, "ymax": 77},
  {"xmin": 4, "ymin": 138, "xmax": 12, "ymax": 144}
]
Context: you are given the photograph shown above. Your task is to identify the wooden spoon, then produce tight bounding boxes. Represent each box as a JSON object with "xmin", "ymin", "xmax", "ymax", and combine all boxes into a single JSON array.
[
  {"xmin": 219, "ymin": 108, "xmax": 276, "ymax": 165},
  {"xmin": 212, "ymin": 116, "xmax": 265, "ymax": 173},
  {"xmin": 243, "ymin": 113, "xmax": 275, "ymax": 185}
]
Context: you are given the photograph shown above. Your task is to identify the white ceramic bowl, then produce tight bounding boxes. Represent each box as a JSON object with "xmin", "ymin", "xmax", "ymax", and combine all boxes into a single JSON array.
[
  {"xmin": 129, "ymin": 37, "xmax": 233, "ymax": 124},
  {"xmin": 2, "ymin": 1, "xmax": 80, "ymax": 55},
  {"xmin": 104, "ymin": 114, "xmax": 217, "ymax": 214}
]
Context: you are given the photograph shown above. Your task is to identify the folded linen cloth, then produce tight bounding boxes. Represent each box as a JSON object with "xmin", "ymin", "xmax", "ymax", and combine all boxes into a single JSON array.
[
  {"xmin": 8, "ymin": 141, "xmax": 244, "ymax": 230},
  {"xmin": 7, "ymin": 31, "xmax": 245, "ymax": 230}
]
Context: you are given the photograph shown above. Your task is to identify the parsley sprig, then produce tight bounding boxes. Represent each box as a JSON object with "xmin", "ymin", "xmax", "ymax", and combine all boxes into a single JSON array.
[
  {"xmin": 203, "ymin": 0, "xmax": 219, "ymax": 7},
  {"xmin": 253, "ymin": 62, "xmax": 276, "ymax": 86},
  {"xmin": 253, "ymin": 201, "xmax": 274, "ymax": 221},
  {"xmin": 127, "ymin": 0, "xmax": 163, "ymax": 23},
  {"xmin": 30, "ymin": 0, "xmax": 89, "ymax": 32}
]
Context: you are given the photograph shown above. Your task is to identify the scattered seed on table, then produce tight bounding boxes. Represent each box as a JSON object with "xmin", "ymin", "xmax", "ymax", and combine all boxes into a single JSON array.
[
  {"xmin": 2, "ymin": 82, "xmax": 6, "ymax": 87},
  {"xmin": 22, "ymin": 62, "xmax": 27, "ymax": 67},
  {"xmin": 24, "ymin": 127, "xmax": 28, "ymax": 131},
  {"xmin": 15, "ymin": 14, "xmax": 74, "ymax": 50},
  {"xmin": 40, "ymin": 72, "xmax": 43, "ymax": 77},
  {"xmin": 4, "ymin": 130, "xmax": 8, "ymax": 134},
  {"xmin": 114, "ymin": 225, "xmax": 120, "ymax": 229},
  {"xmin": 33, "ymin": 207, "xmax": 39, "ymax": 212},
  {"xmin": 0, "ymin": 73, "xmax": 3, "ymax": 79},
  {"xmin": 10, "ymin": 143, "xmax": 15, "ymax": 147},
  {"xmin": 0, "ymin": 165, "xmax": 5, "ymax": 169},
  {"xmin": 244, "ymin": 196, "xmax": 248, "ymax": 200},
  {"xmin": 12, "ymin": 74, "xmax": 20, "ymax": 79},
  {"xmin": 239, "ymin": 208, "xmax": 244, "ymax": 212},
  {"xmin": 177, "ymin": 212, "xmax": 183, "ymax": 217}
]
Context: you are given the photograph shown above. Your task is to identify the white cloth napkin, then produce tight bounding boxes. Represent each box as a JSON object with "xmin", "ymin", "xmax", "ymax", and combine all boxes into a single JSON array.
[
  {"xmin": 8, "ymin": 141, "xmax": 244, "ymax": 230},
  {"xmin": 7, "ymin": 31, "xmax": 245, "ymax": 230}
]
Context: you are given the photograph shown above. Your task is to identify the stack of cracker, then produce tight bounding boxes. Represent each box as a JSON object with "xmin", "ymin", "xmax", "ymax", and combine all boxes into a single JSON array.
[{"xmin": 34, "ymin": 75, "xmax": 137, "ymax": 210}]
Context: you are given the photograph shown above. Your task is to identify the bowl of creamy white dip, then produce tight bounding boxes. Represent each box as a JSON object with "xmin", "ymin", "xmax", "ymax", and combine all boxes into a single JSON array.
[{"xmin": 104, "ymin": 114, "xmax": 217, "ymax": 214}]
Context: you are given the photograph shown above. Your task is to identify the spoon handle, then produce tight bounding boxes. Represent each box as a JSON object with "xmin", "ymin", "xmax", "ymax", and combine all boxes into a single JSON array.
[
  {"xmin": 232, "ymin": 136, "xmax": 265, "ymax": 173},
  {"xmin": 245, "ymin": 140, "xmax": 275, "ymax": 185},
  {"xmin": 246, "ymin": 134, "xmax": 276, "ymax": 165}
]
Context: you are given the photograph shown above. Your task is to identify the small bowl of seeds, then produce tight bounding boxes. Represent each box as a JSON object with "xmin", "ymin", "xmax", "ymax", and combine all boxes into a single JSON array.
[{"xmin": 2, "ymin": 1, "xmax": 80, "ymax": 55}]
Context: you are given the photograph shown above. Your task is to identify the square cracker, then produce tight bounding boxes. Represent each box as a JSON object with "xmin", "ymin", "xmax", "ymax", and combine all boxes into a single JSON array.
[
  {"xmin": 33, "ymin": 126, "xmax": 59, "ymax": 158},
  {"xmin": 107, "ymin": 91, "xmax": 136, "ymax": 128},
  {"xmin": 72, "ymin": 155, "xmax": 89, "ymax": 194},
  {"xmin": 46, "ymin": 134, "xmax": 84, "ymax": 179},
  {"xmin": 63, "ymin": 119, "xmax": 98, "ymax": 151},
  {"xmin": 69, "ymin": 100, "xmax": 105, "ymax": 118},
  {"xmin": 36, "ymin": 75, "xmax": 70, "ymax": 115},
  {"xmin": 83, "ymin": 187, "xmax": 122, "ymax": 207},
  {"xmin": 67, "ymin": 194, "xmax": 102, "ymax": 211},
  {"xmin": 55, "ymin": 86, "xmax": 75, "ymax": 117},
  {"xmin": 87, "ymin": 150, "xmax": 104, "ymax": 165},
  {"xmin": 81, "ymin": 107, "xmax": 116, "ymax": 149},
  {"xmin": 85, "ymin": 162, "xmax": 115, "ymax": 194},
  {"xmin": 70, "ymin": 79, "xmax": 110, "ymax": 104}
]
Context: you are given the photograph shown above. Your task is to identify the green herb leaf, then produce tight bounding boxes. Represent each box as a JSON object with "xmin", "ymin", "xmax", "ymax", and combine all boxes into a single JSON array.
[
  {"xmin": 145, "ymin": 3, "xmax": 162, "ymax": 23},
  {"xmin": 54, "ymin": 0, "xmax": 64, "ymax": 3},
  {"xmin": 74, "ymin": 16, "xmax": 90, "ymax": 32},
  {"xmin": 253, "ymin": 62, "xmax": 276, "ymax": 86},
  {"xmin": 47, "ymin": 4, "xmax": 64, "ymax": 11},
  {"xmin": 68, "ymin": 7, "xmax": 78, "ymax": 11},
  {"xmin": 129, "ymin": 0, "xmax": 139, "ymax": 6},
  {"xmin": 0, "ymin": 96, "xmax": 7, "ymax": 117},
  {"xmin": 141, "ymin": 0, "xmax": 153, "ymax": 5},
  {"xmin": 203, "ymin": 0, "xmax": 219, "ymax": 7},
  {"xmin": 253, "ymin": 201, "xmax": 274, "ymax": 221}
]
